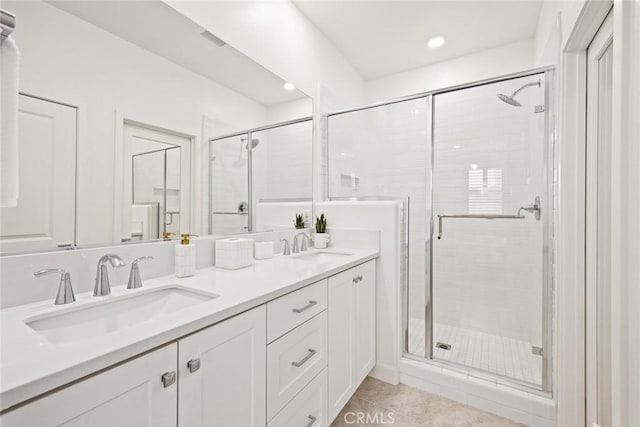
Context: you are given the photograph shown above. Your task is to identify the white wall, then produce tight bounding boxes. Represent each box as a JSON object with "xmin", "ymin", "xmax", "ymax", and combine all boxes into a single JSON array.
[
  {"xmin": 534, "ymin": 0, "xmax": 588, "ymax": 66},
  {"xmin": 7, "ymin": 0, "xmax": 268, "ymax": 246},
  {"xmin": 366, "ymin": 39, "xmax": 535, "ymax": 103},
  {"xmin": 164, "ymin": 0, "xmax": 366, "ymax": 109}
]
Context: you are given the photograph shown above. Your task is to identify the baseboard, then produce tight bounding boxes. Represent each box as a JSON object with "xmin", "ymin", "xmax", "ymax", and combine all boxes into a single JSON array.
[{"xmin": 369, "ymin": 362, "xmax": 399, "ymax": 385}]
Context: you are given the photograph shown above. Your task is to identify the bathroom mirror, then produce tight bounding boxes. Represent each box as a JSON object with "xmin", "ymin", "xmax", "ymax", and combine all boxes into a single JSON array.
[{"xmin": 0, "ymin": 0, "xmax": 312, "ymax": 254}]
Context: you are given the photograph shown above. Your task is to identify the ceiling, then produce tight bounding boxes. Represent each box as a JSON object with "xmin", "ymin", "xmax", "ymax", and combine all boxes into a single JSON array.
[
  {"xmin": 293, "ymin": 0, "xmax": 543, "ymax": 80},
  {"xmin": 48, "ymin": 1, "xmax": 308, "ymax": 106}
]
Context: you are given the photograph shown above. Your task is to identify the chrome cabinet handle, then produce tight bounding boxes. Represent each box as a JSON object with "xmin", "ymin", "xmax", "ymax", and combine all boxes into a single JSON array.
[
  {"xmin": 161, "ymin": 371, "xmax": 176, "ymax": 388},
  {"xmin": 291, "ymin": 348, "xmax": 317, "ymax": 367},
  {"xmin": 187, "ymin": 358, "xmax": 201, "ymax": 373},
  {"xmin": 293, "ymin": 300, "xmax": 317, "ymax": 313},
  {"xmin": 305, "ymin": 415, "xmax": 317, "ymax": 427},
  {"xmin": 352, "ymin": 275, "xmax": 363, "ymax": 284}
]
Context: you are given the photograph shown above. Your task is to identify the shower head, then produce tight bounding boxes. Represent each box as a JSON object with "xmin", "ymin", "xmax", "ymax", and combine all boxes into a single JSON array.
[
  {"xmin": 241, "ymin": 137, "xmax": 260, "ymax": 150},
  {"xmin": 497, "ymin": 79, "xmax": 541, "ymax": 107},
  {"xmin": 497, "ymin": 93, "xmax": 522, "ymax": 107}
]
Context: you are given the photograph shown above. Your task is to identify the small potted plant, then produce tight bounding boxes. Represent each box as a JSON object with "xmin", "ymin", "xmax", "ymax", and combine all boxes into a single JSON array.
[
  {"xmin": 314, "ymin": 213, "xmax": 329, "ymax": 249},
  {"xmin": 294, "ymin": 213, "xmax": 305, "ymax": 229}
]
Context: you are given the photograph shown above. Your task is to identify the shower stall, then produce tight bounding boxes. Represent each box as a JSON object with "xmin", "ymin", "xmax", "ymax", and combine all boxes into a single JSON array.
[{"xmin": 327, "ymin": 69, "xmax": 554, "ymax": 393}]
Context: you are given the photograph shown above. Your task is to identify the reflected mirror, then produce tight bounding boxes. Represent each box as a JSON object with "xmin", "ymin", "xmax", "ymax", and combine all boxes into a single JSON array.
[{"xmin": 0, "ymin": 0, "xmax": 312, "ymax": 254}]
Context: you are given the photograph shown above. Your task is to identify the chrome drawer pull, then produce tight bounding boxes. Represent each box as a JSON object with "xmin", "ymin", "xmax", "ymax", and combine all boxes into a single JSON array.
[
  {"xmin": 161, "ymin": 371, "xmax": 176, "ymax": 388},
  {"xmin": 305, "ymin": 415, "xmax": 317, "ymax": 427},
  {"xmin": 291, "ymin": 348, "xmax": 317, "ymax": 367},
  {"xmin": 292, "ymin": 300, "xmax": 317, "ymax": 313},
  {"xmin": 352, "ymin": 275, "xmax": 363, "ymax": 283},
  {"xmin": 187, "ymin": 358, "xmax": 201, "ymax": 373}
]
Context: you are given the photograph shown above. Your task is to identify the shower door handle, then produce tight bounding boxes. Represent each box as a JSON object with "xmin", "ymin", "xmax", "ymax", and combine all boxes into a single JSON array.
[{"xmin": 437, "ymin": 213, "xmax": 525, "ymax": 239}]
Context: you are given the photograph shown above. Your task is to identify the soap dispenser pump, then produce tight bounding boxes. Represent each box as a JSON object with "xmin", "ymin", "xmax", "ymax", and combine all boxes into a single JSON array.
[{"xmin": 175, "ymin": 233, "xmax": 197, "ymax": 278}]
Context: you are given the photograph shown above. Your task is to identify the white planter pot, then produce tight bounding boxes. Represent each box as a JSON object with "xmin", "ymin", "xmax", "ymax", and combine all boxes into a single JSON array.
[{"xmin": 313, "ymin": 233, "xmax": 329, "ymax": 249}]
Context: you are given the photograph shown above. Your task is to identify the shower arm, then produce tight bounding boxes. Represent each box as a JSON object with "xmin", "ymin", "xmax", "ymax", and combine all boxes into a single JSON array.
[{"xmin": 511, "ymin": 80, "xmax": 541, "ymax": 97}]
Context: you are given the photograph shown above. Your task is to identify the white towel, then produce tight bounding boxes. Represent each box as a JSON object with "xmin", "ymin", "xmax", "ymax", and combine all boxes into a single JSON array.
[{"xmin": 1, "ymin": 35, "xmax": 20, "ymax": 207}]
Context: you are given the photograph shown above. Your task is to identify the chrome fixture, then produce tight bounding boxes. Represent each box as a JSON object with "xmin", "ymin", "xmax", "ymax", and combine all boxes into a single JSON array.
[
  {"xmin": 280, "ymin": 238, "xmax": 291, "ymax": 255},
  {"xmin": 293, "ymin": 300, "xmax": 318, "ymax": 313},
  {"xmin": 0, "ymin": 10, "xmax": 16, "ymax": 44},
  {"xmin": 127, "ymin": 256, "xmax": 154, "ymax": 289},
  {"xmin": 518, "ymin": 196, "xmax": 542, "ymax": 220},
  {"xmin": 94, "ymin": 254, "xmax": 126, "ymax": 296},
  {"xmin": 33, "ymin": 268, "xmax": 76, "ymax": 305},
  {"xmin": 291, "ymin": 348, "xmax": 317, "ymax": 367},
  {"xmin": 437, "ymin": 213, "xmax": 525, "ymax": 239},
  {"xmin": 241, "ymin": 137, "xmax": 260, "ymax": 150},
  {"xmin": 497, "ymin": 79, "xmax": 541, "ymax": 107},
  {"xmin": 292, "ymin": 232, "xmax": 312, "ymax": 253}
]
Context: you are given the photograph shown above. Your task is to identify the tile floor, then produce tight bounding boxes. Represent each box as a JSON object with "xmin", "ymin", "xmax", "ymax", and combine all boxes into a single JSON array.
[
  {"xmin": 407, "ymin": 319, "xmax": 542, "ymax": 385},
  {"xmin": 331, "ymin": 377, "xmax": 524, "ymax": 427}
]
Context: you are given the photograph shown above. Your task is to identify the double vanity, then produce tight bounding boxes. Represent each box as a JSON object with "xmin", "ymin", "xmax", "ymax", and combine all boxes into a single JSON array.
[{"xmin": 0, "ymin": 246, "xmax": 378, "ymax": 426}]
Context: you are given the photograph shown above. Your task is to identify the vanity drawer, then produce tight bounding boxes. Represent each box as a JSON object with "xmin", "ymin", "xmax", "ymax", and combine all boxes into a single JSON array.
[
  {"xmin": 267, "ymin": 311, "xmax": 327, "ymax": 421},
  {"xmin": 267, "ymin": 279, "xmax": 327, "ymax": 343},
  {"xmin": 268, "ymin": 369, "xmax": 327, "ymax": 427}
]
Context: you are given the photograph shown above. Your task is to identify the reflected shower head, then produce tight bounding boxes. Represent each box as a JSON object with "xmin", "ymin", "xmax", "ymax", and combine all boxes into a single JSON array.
[
  {"xmin": 497, "ymin": 93, "xmax": 522, "ymax": 107},
  {"xmin": 241, "ymin": 137, "xmax": 260, "ymax": 150},
  {"xmin": 497, "ymin": 79, "xmax": 541, "ymax": 107}
]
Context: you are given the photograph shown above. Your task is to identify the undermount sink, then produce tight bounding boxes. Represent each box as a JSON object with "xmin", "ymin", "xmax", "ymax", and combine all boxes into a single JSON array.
[
  {"xmin": 291, "ymin": 251, "xmax": 352, "ymax": 262},
  {"xmin": 25, "ymin": 286, "xmax": 218, "ymax": 344}
]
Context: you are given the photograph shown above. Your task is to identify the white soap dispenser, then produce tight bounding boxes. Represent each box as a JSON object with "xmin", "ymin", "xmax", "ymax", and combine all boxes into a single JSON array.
[{"xmin": 175, "ymin": 233, "xmax": 196, "ymax": 278}]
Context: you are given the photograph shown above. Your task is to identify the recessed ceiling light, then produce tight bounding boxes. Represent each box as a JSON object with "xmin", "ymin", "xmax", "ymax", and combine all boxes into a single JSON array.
[
  {"xmin": 471, "ymin": 163, "xmax": 479, "ymax": 170},
  {"xmin": 283, "ymin": 82, "xmax": 296, "ymax": 91},
  {"xmin": 427, "ymin": 35, "xmax": 446, "ymax": 49},
  {"xmin": 453, "ymin": 145, "xmax": 461, "ymax": 149}
]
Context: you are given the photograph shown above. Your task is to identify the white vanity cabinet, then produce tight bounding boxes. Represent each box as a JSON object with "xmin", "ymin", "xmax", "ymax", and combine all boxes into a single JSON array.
[
  {"xmin": 178, "ymin": 305, "xmax": 266, "ymax": 427},
  {"xmin": 1, "ymin": 344, "xmax": 178, "ymax": 427},
  {"xmin": 327, "ymin": 259, "xmax": 376, "ymax": 422}
]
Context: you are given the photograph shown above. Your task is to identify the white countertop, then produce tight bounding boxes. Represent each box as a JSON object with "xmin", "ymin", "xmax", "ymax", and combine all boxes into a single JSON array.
[{"xmin": 0, "ymin": 248, "xmax": 378, "ymax": 412}]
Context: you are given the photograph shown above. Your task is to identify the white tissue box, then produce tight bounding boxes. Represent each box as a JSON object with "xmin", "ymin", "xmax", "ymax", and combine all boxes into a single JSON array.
[
  {"xmin": 254, "ymin": 241, "xmax": 274, "ymax": 260},
  {"xmin": 216, "ymin": 238, "xmax": 254, "ymax": 270}
]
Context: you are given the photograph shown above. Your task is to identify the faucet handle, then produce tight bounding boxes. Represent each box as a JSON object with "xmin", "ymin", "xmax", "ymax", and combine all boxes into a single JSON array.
[
  {"xmin": 280, "ymin": 239, "xmax": 291, "ymax": 256},
  {"xmin": 128, "ymin": 256, "xmax": 154, "ymax": 289},
  {"xmin": 34, "ymin": 269, "xmax": 76, "ymax": 305}
]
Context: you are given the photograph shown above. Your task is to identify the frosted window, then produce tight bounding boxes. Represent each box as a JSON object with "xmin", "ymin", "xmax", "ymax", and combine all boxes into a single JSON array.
[{"xmin": 468, "ymin": 168, "xmax": 502, "ymax": 214}]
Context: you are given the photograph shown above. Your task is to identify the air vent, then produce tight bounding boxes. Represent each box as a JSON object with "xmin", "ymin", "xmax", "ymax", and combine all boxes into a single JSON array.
[{"xmin": 200, "ymin": 30, "xmax": 226, "ymax": 47}]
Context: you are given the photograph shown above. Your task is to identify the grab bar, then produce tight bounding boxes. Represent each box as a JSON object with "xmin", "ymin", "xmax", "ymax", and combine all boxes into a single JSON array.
[{"xmin": 437, "ymin": 214, "xmax": 524, "ymax": 239}]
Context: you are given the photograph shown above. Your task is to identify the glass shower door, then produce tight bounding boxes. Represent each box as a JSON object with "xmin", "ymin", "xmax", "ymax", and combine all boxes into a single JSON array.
[{"xmin": 430, "ymin": 73, "xmax": 552, "ymax": 389}]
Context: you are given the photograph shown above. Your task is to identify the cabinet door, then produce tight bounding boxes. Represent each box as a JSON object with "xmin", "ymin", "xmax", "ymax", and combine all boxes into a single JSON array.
[
  {"xmin": 327, "ymin": 268, "xmax": 355, "ymax": 422},
  {"xmin": 1, "ymin": 344, "xmax": 178, "ymax": 427},
  {"xmin": 178, "ymin": 305, "xmax": 266, "ymax": 427},
  {"xmin": 353, "ymin": 260, "xmax": 376, "ymax": 384}
]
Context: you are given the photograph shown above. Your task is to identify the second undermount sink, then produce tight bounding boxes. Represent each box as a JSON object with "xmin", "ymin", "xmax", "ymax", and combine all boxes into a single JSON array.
[
  {"xmin": 291, "ymin": 251, "xmax": 353, "ymax": 262},
  {"xmin": 25, "ymin": 286, "xmax": 218, "ymax": 344}
]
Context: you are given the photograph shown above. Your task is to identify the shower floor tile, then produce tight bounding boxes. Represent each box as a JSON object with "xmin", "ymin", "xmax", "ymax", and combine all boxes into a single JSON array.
[{"xmin": 408, "ymin": 318, "xmax": 542, "ymax": 385}]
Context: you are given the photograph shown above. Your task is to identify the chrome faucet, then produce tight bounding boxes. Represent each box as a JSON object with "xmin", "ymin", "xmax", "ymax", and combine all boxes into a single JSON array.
[
  {"xmin": 94, "ymin": 254, "xmax": 126, "ymax": 296},
  {"xmin": 280, "ymin": 238, "xmax": 291, "ymax": 255},
  {"xmin": 34, "ymin": 268, "xmax": 76, "ymax": 305},
  {"xmin": 292, "ymin": 232, "xmax": 312, "ymax": 253},
  {"xmin": 127, "ymin": 256, "xmax": 154, "ymax": 289}
]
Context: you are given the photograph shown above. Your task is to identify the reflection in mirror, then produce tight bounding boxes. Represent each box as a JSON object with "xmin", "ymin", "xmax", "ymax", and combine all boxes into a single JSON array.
[
  {"xmin": 0, "ymin": 0, "xmax": 312, "ymax": 254},
  {"xmin": 209, "ymin": 118, "xmax": 313, "ymax": 235}
]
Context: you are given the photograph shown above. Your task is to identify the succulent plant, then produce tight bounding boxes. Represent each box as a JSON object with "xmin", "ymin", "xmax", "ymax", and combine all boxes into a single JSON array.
[
  {"xmin": 315, "ymin": 214, "xmax": 327, "ymax": 233},
  {"xmin": 294, "ymin": 213, "xmax": 305, "ymax": 229}
]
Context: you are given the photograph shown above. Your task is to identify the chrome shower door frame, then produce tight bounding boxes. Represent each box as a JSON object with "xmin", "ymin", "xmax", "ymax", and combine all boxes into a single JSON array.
[{"xmin": 420, "ymin": 67, "xmax": 555, "ymax": 394}]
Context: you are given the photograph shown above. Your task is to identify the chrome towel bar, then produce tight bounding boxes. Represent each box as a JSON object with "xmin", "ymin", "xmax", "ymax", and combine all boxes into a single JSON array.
[{"xmin": 437, "ymin": 213, "xmax": 524, "ymax": 239}]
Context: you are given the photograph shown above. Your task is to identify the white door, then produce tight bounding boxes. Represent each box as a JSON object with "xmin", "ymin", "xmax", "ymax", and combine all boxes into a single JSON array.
[
  {"xmin": 121, "ymin": 123, "xmax": 192, "ymax": 241},
  {"xmin": 178, "ymin": 305, "xmax": 266, "ymax": 427},
  {"xmin": 586, "ymin": 10, "xmax": 613, "ymax": 427},
  {"xmin": 0, "ymin": 95, "xmax": 76, "ymax": 253},
  {"xmin": 352, "ymin": 260, "xmax": 376, "ymax": 384},
  {"xmin": 1, "ymin": 344, "xmax": 178, "ymax": 426},
  {"xmin": 327, "ymin": 267, "xmax": 355, "ymax": 422}
]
